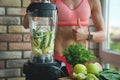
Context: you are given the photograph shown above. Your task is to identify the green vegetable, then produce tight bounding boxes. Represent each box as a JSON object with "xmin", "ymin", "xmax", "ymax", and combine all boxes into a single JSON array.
[
  {"xmin": 97, "ymin": 69, "xmax": 120, "ymax": 80},
  {"xmin": 63, "ymin": 43, "xmax": 96, "ymax": 66},
  {"xmin": 31, "ymin": 25, "xmax": 55, "ymax": 56},
  {"xmin": 85, "ymin": 73, "xmax": 99, "ymax": 80}
]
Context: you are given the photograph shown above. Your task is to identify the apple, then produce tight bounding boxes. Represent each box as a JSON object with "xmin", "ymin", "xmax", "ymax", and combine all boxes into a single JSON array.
[
  {"xmin": 94, "ymin": 62, "xmax": 103, "ymax": 71},
  {"xmin": 76, "ymin": 73, "xmax": 86, "ymax": 80},
  {"xmin": 73, "ymin": 64, "xmax": 87, "ymax": 74},
  {"xmin": 72, "ymin": 72, "xmax": 78, "ymax": 79},
  {"xmin": 86, "ymin": 63, "xmax": 100, "ymax": 75},
  {"xmin": 72, "ymin": 72, "xmax": 86, "ymax": 80},
  {"xmin": 86, "ymin": 73, "xmax": 99, "ymax": 80}
]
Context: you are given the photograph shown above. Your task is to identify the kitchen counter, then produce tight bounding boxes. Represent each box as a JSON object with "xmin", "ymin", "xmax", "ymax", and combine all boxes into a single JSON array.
[{"xmin": 58, "ymin": 77, "xmax": 73, "ymax": 80}]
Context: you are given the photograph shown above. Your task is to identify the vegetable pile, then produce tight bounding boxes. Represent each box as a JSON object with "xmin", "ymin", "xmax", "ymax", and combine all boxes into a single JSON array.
[
  {"xmin": 63, "ymin": 43, "xmax": 120, "ymax": 80},
  {"xmin": 31, "ymin": 25, "xmax": 55, "ymax": 56},
  {"xmin": 63, "ymin": 43, "xmax": 96, "ymax": 66}
]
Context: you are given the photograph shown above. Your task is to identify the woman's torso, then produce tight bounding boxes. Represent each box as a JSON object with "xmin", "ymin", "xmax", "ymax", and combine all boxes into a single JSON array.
[
  {"xmin": 54, "ymin": 27, "xmax": 88, "ymax": 56},
  {"xmin": 54, "ymin": 0, "xmax": 91, "ymax": 56},
  {"xmin": 55, "ymin": 0, "xmax": 91, "ymax": 26}
]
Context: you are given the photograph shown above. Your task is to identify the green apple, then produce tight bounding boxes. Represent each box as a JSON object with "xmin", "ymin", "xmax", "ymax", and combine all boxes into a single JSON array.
[
  {"xmin": 73, "ymin": 64, "xmax": 87, "ymax": 74},
  {"xmin": 86, "ymin": 73, "xmax": 99, "ymax": 80},
  {"xmin": 94, "ymin": 62, "xmax": 103, "ymax": 71},
  {"xmin": 76, "ymin": 73, "xmax": 86, "ymax": 80},
  {"xmin": 86, "ymin": 63, "xmax": 100, "ymax": 75},
  {"xmin": 72, "ymin": 72, "xmax": 78, "ymax": 79},
  {"xmin": 72, "ymin": 72, "xmax": 86, "ymax": 80}
]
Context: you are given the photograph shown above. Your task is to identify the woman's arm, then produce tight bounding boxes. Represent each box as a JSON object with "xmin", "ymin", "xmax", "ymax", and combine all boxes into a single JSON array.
[
  {"xmin": 23, "ymin": 13, "xmax": 29, "ymax": 29},
  {"xmin": 90, "ymin": 0, "xmax": 105, "ymax": 42}
]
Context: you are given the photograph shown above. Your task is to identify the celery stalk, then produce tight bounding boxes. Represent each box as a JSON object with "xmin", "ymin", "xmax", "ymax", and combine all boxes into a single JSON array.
[{"xmin": 31, "ymin": 25, "xmax": 55, "ymax": 55}]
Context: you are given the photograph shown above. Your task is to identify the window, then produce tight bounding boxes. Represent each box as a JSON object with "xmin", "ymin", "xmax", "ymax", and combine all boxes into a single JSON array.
[{"xmin": 100, "ymin": 0, "xmax": 120, "ymax": 69}]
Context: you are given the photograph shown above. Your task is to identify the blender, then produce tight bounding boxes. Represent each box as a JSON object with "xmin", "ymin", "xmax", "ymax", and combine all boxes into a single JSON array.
[
  {"xmin": 28, "ymin": 1, "xmax": 57, "ymax": 64},
  {"xmin": 23, "ymin": 1, "xmax": 68, "ymax": 80}
]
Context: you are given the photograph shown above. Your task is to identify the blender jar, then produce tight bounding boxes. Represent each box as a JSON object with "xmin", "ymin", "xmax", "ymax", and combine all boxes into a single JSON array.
[{"xmin": 27, "ymin": 2, "xmax": 57, "ymax": 63}]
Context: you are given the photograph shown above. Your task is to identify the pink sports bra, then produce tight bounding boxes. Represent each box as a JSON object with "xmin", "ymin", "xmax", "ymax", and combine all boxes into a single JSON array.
[{"xmin": 55, "ymin": 0, "xmax": 91, "ymax": 27}]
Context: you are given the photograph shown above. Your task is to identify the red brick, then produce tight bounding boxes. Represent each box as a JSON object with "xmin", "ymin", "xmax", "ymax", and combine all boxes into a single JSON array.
[
  {"xmin": 0, "ymin": 42, "xmax": 7, "ymax": 50},
  {"xmin": 0, "ymin": 61, "xmax": 5, "ymax": 68},
  {"xmin": 9, "ymin": 42, "xmax": 31, "ymax": 50},
  {"xmin": 23, "ymin": 34, "xmax": 31, "ymax": 42},
  {"xmin": 0, "ymin": 34, "xmax": 22, "ymax": 42}
]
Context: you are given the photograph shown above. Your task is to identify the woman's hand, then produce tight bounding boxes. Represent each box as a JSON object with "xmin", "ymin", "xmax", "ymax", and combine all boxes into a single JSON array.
[{"xmin": 72, "ymin": 18, "xmax": 89, "ymax": 41}]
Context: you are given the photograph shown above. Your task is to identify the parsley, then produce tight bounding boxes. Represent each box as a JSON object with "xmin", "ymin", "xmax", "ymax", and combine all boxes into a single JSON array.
[{"xmin": 63, "ymin": 43, "xmax": 96, "ymax": 66}]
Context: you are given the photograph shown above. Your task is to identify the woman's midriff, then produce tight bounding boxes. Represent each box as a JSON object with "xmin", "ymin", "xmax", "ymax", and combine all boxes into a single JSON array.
[{"xmin": 54, "ymin": 26, "xmax": 88, "ymax": 56}]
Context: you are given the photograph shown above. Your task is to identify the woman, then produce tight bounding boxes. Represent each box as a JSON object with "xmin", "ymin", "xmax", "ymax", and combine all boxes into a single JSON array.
[{"xmin": 23, "ymin": 0, "xmax": 105, "ymax": 76}]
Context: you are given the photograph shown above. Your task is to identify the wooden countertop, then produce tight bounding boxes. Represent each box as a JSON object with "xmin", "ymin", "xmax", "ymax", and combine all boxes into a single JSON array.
[{"xmin": 58, "ymin": 77, "xmax": 73, "ymax": 80}]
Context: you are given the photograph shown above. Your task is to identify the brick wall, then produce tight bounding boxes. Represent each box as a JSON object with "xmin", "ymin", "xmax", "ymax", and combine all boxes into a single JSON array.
[
  {"xmin": 0, "ymin": 0, "xmax": 99, "ymax": 80},
  {"xmin": 0, "ymin": 0, "xmax": 31, "ymax": 80}
]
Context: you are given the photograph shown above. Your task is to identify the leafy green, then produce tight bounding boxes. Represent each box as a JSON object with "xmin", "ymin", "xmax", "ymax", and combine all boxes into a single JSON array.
[
  {"xmin": 63, "ymin": 43, "xmax": 96, "ymax": 66},
  {"xmin": 97, "ymin": 69, "xmax": 120, "ymax": 80}
]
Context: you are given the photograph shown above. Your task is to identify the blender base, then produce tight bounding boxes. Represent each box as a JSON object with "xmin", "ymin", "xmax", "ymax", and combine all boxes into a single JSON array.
[{"xmin": 23, "ymin": 61, "xmax": 68, "ymax": 80}]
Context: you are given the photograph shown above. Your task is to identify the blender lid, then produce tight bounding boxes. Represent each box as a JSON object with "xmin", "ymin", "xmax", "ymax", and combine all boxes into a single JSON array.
[{"xmin": 27, "ymin": 2, "xmax": 57, "ymax": 17}]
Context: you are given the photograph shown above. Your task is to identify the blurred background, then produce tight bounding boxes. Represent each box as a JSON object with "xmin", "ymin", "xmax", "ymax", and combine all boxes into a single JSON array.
[{"xmin": 0, "ymin": 0, "xmax": 120, "ymax": 80}]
